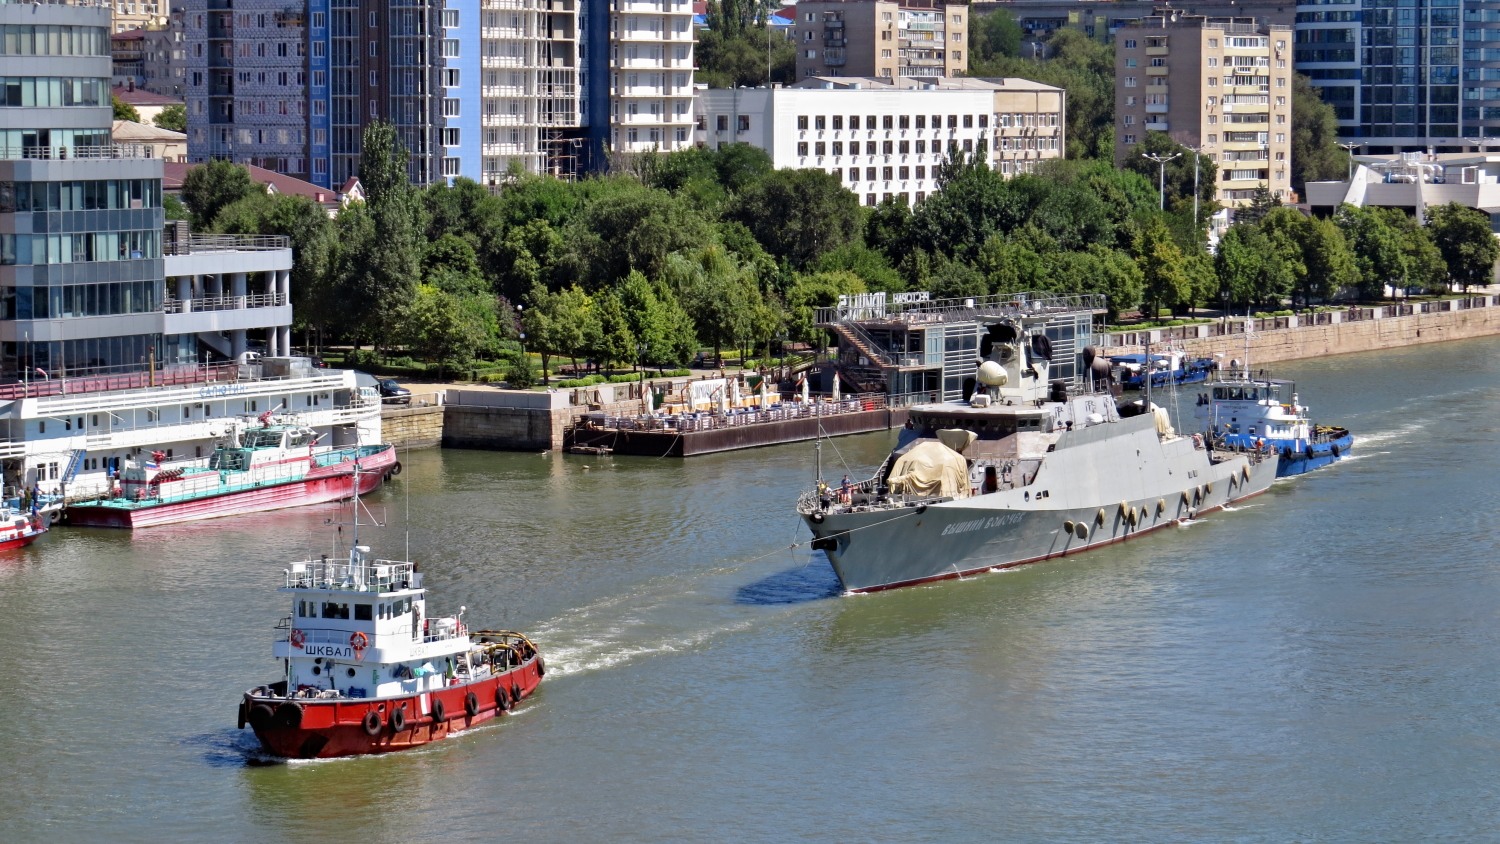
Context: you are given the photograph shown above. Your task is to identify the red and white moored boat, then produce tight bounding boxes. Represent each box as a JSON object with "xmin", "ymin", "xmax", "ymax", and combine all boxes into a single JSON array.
[
  {"xmin": 237, "ymin": 496, "xmax": 544, "ymax": 758},
  {"xmin": 0, "ymin": 499, "xmax": 46, "ymax": 551},
  {"xmin": 65, "ymin": 414, "xmax": 397, "ymax": 528}
]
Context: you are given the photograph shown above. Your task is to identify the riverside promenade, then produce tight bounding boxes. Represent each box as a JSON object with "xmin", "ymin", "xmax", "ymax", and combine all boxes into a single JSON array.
[{"xmin": 1100, "ymin": 291, "xmax": 1500, "ymax": 364}]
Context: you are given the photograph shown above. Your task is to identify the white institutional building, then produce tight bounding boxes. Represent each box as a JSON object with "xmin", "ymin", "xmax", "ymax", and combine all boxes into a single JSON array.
[{"xmin": 695, "ymin": 76, "xmax": 1065, "ymax": 207}]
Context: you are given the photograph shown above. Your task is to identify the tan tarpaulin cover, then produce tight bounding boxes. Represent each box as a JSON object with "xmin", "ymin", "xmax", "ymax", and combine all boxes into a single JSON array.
[
  {"xmin": 888, "ymin": 440, "xmax": 971, "ymax": 499},
  {"xmin": 936, "ymin": 428, "xmax": 978, "ymax": 453}
]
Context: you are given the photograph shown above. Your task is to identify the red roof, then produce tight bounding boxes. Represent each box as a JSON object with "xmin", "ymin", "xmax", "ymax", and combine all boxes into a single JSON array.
[
  {"xmin": 163, "ymin": 162, "xmax": 353, "ymax": 210},
  {"xmin": 693, "ymin": 1, "xmax": 707, "ymax": 13},
  {"xmin": 112, "ymin": 85, "xmax": 182, "ymax": 107},
  {"xmin": 111, "ymin": 28, "xmax": 145, "ymax": 41}
]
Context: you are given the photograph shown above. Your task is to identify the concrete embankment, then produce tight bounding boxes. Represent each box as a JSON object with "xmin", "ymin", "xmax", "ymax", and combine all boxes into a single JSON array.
[{"xmin": 1102, "ymin": 293, "xmax": 1500, "ymax": 363}]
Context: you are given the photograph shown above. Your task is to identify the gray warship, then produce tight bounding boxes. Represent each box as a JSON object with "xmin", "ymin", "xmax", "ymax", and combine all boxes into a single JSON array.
[{"xmin": 797, "ymin": 293, "xmax": 1279, "ymax": 593}]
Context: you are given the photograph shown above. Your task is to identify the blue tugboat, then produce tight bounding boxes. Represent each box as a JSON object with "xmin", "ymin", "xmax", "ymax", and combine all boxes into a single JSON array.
[
  {"xmin": 1111, "ymin": 350, "xmax": 1217, "ymax": 390},
  {"xmin": 1193, "ymin": 369, "xmax": 1352, "ymax": 477}
]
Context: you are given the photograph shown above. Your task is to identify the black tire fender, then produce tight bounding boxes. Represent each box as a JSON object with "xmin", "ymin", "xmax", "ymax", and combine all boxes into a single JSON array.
[
  {"xmin": 275, "ymin": 702, "xmax": 304, "ymax": 729},
  {"xmin": 810, "ymin": 511, "xmax": 824, "ymax": 524},
  {"xmin": 390, "ymin": 706, "xmax": 406, "ymax": 733},
  {"xmin": 390, "ymin": 461, "xmax": 402, "ymax": 476},
  {"xmin": 362, "ymin": 709, "xmax": 382, "ymax": 737},
  {"xmin": 431, "ymin": 698, "xmax": 446, "ymax": 723},
  {"xmin": 464, "ymin": 692, "xmax": 479, "ymax": 718},
  {"xmin": 248, "ymin": 703, "xmax": 275, "ymax": 729},
  {"xmin": 237, "ymin": 700, "xmax": 248, "ymax": 730},
  {"xmin": 536, "ymin": 656, "xmax": 546, "ymax": 678},
  {"xmin": 496, "ymin": 686, "xmax": 511, "ymax": 711}
]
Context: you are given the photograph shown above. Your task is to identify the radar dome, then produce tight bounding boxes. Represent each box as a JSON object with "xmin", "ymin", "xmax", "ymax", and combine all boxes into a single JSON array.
[{"xmin": 977, "ymin": 360, "xmax": 1008, "ymax": 386}]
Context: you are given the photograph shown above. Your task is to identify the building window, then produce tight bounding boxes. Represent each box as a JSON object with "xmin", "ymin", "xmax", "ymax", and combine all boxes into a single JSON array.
[
  {"xmin": 1125, "ymin": 58, "xmax": 1137, "ymax": 68},
  {"xmin": 443, "ymin": 98, "xmax": 460, "ymax": 117},
  {"xmin": 441, "ymin": 158, "xmax": 460, "ymax": 176},
  {"xmin": 1124, "ymin": 76, "xmax": 1137, "ymax": 88},
  {"xmin": 442, "ymin": 128, "xmax": 460, "ymax": 146},
  {"xmin": 833, "ymin": 142, "xmax": 843, "ymax": 155},
  {"xmin": 442, "ymin": 10, "xmax": 459, "ymax": 28},
  {"xmin": 815, "ymin": 142, "xmax": 826, "ymax": 155},
  {"xmin": 848, "ymin": 167, "xmax": 858, "ymax": 181},
  {"xmin": 797, "ymin": 115, "xmax": 808, "ymax": 130},
  {"xmin": 797, "ymin": 142, "xmax": 808, "ymax": 156},
  {"xmin": 738, "ymin": 115, "xmax": 749, "ymax": 131},
  {"xmin": 442, "ymin": 39, "xmax": 459, "ymax": 58}
]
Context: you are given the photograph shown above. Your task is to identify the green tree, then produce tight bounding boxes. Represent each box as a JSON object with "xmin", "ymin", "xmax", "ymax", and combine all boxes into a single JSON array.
[
  {"xmin": 112, "ymin": 95, "xmax": 140, "ymax": 122},
  {"xmin": 163, "ymin": 193, "xmax": 189, "ymax": 221},
  {"xmin": 1337, "ymin": 204, "xmax": 1408, "ymax": 301},
  {"xmin": 620, "ymin": 271, "xmax": 697, "ymax": 370},
  {"xmin": 973, "ymin": 10, "xmax": 1022, "ymax": 61},
  {"xmin": 404, "ymin": 285, "xmax": 489, "ymax": 375},
  {"xmin": 181, "ymin": 159, "xmax": 256, "ymax": 230},
  {"xmin": 590, "ymin": 288, "xmax": 637, "ymax": 371},
  {"xmin": 1290, "ymin": 73, "xmax": 1350, "ymax": 193},
  {"xmin": 153, "ymin": 103, "xmax": 186, "ymax": 133},
  {"xmin": 727, "ymin": 168, "xmax": 862, "ymax": 269},
  {"xmin": 1235, "ymin": 184, "xmax": 1282, "ymax": 228},
  {"xmin": 785, "ymin": 271, "xmax": 865, "ymax": 345},
  {"xmin": 812, "ymin": 242, "xmax": 904, "ymax": 294},
  {"xmin": 666, "ymin": 247, "xmax": 761, "ymax": 364},
  {"xmin": 1297, "ymin": 216, "xmax": 1359, "ymax": 305},
  {"xmin": 969, "ymin": 28, "xmax": 1116, "ymax": 160},
  {"xmin": 1427, "ymin": 202, "xmax": 1500, "ymax": 292},
  {"xmin": 355, "ymin": 121, "xmax": 423, "ymax": 351},
  {"xmin": 1136, "ymin": 220, "xmax": 1190, "ymax": 317},
  {"xmin": 563, "ymin": 182, "xmax": 718, "ymax": 290}
]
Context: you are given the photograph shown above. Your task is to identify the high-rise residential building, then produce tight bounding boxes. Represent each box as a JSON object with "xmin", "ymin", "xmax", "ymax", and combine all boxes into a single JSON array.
[
  {"xmin": 696, "ymin": 76, "xmax": 1065, "ymax": 207},
  {"xmin": 599, "ymin": 0, "xmax": 696, "ymax": 156},
  {"xmin": 792, "ymin": 0, "xmax": 967, "ymax": 81},
  {"xmin": 185, "ymin": 0, "xmax": 689, "ymax": 190},
  {"xmin": 1114, "ymin": 11, "xmax": 1294, "ymax": 206},
  {"xmin": 0, "ymin": 0, "xmax": 291, "ymax": 380},
  {"xmin": 1293, "ymin": 0, "xmax": 1466, "ymax": 153}
]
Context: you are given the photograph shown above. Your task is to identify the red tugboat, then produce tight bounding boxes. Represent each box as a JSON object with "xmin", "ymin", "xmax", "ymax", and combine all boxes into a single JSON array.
[{"xmin": 237, "ymin": 487, "xmax": 544, "ymax": 758}]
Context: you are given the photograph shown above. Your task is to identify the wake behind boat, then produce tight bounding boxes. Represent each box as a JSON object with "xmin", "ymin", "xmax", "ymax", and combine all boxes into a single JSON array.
[
  {"xmin": 65, "ymin": 413, "xmax": 397, "ymax": 528},
  {"xmin": 239, "ymin": 473, "xmax": 544, "ymax": 759},
  {"xmin": 798, "ymin": 295, "xmax": 1278, "ymax": 594}
]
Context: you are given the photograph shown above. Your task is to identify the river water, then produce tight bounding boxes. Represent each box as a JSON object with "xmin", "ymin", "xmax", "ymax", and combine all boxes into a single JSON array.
[{"xmin": 2, "ymin": 336, "xmax": 1499, "ymax": 842}]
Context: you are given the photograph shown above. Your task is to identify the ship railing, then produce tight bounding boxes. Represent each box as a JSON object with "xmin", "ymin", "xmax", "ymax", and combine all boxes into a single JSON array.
[
  {"xmin": 284, "ymin": 557, "xmax": 418, "ymax": 593},
  {"xmin": 815, "ymin": 292, "xmax": 1107, "ymax": 326},
  {"xmin": 583, "ymin": 394, "xmax": 885, "ymax": 433}
]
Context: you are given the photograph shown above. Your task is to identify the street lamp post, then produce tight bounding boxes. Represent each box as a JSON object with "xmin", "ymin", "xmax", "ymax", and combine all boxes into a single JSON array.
[
  {"xmin": 1141, "ymin": 151, "xmax": 1180, "ymax": 211},
  {"xmin": 1337, "ymin": 141, "xmax": 1362, "ymax": 180}
]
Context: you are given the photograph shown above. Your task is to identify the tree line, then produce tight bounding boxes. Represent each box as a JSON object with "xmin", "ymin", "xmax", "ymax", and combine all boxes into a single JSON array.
[{"xmin": 180, "ymin": 112, "xmax": 1496, "ymax": 384}]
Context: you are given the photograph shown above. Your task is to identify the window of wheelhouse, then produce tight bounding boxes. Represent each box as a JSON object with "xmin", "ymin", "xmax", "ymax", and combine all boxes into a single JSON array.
[{"xmin": 354, "ymin": 603, "xmax": 372, "ymax": 621}]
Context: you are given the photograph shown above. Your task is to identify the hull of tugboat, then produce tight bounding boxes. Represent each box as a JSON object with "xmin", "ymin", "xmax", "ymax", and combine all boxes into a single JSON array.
[
  {"xmin": 241, "ymin": 655, "xmax": 545, "ymax": 759},
  {"xmin": 803, "ymin": 416, "xmax": 1280, "ymax": 593},
  {"xmin": 64, "ymin": 445, "xmax": 397, "ymax": 528}
]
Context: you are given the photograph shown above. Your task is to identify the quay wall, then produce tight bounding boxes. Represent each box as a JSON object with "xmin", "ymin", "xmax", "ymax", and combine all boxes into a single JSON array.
[
  {"xmin": 380, "ymin": 404, "xmax": 445, "ymax": 450},
  {"xmin": 443, "ymin": 389, "xmax": 649, "ymax": 451},
  {"xmin": 1102, "ymin": 295, "xmax": 1500, "ymax": 363}
]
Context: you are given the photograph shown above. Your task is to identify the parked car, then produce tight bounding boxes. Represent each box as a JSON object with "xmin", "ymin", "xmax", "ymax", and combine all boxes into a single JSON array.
[{"xmin": 377, "ymin": 379, "xmax": 411, "ymax": 404}]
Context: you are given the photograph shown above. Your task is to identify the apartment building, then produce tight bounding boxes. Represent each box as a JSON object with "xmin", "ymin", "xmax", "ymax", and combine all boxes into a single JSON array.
[
  {"xmin": 793, "ymin": 0, "xmax": 967, "ymax": 81},
  {"xmin": 112, "ymin": 0, "xmax": 166, "ymax": 34},
  {"xmin": 184, "ymin": 0, "xmax": 688, "ymax": 189},
  {"xmin": 1292, "ymin": 0, "xmax": 1471, "ymax": 153},
  {"xmin": 0, "ymin": 0, "xmax": 291, "ymax": 379},
  {"xmin": 1114, "ymin": 12, "xmax": 1293, "ymax": 206},
  {"xmin": 696, "ymin": 76, "xmax": 1064, "ymax": 207}
]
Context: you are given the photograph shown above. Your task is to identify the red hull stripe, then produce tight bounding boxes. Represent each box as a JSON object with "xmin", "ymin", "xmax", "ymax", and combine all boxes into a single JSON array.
[{"xmin": 245, "ymin": 659, "xmax": 543, "ymax": 759}]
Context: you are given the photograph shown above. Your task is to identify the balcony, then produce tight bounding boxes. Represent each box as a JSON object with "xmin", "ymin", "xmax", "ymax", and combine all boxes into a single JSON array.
[
  {"xmin": 1146, "ymin": 66, "xmax": 1169, "ymax": 76},
  {"xmin": 1145, "ymin": 46, "xmax": 1169, "ymax": 56},
  {"xmin": 1145, "ymin": 103, "xmax": 1168, "ymax": 113},
  {"xmin": 1144, "ymin": 121, "xmax": 1169, "ymax": 131}
]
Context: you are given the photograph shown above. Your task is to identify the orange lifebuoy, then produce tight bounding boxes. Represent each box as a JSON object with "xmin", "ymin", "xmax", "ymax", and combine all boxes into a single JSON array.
[
  {"xmin": 349, "ymin": 631, "xmax": 369, "ymax": 651},
  {"xmin": 290, "ymin": 629, "xmax": 306, "ymax": 649}
]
